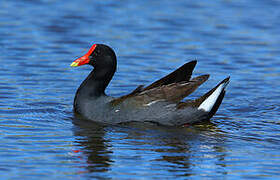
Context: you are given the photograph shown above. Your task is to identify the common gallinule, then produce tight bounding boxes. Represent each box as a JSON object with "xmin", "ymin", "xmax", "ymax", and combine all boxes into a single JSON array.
[{"xmin": 71, "ymin": 44, "xmax": 229, "ymax": 126}]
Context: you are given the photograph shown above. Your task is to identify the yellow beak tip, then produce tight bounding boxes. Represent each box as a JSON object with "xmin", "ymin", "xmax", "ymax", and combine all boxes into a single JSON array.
[{"xmin": 70, "ymin": 62, "xmax": 79, "ymax": 67}]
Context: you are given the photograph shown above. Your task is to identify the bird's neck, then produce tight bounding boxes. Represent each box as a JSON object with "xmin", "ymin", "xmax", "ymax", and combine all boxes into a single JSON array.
[{"xmin": 77, "ymin": 64, "xmax": 116, "ymax": 98}]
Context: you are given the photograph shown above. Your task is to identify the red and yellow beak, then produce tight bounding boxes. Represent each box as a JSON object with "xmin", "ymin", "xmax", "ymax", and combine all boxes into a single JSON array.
[{"xmin": 70, "ymin": 44, "xmax": 97, "ymax": 67}]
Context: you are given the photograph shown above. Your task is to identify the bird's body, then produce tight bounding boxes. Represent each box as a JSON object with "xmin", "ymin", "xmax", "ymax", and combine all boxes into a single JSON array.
[
  {"xmin": 75, "ymin": 97, "xmax": 209, "ymax": 126},
  {"xmin": 71, "ymin": 44, "xmax": 229, "ymax": 126}
]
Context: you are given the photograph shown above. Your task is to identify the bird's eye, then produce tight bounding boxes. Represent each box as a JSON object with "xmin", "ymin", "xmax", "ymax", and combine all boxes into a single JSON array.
[{"xmin": 93, "ymin": 50, "xmax": 99, "ymax": 57}]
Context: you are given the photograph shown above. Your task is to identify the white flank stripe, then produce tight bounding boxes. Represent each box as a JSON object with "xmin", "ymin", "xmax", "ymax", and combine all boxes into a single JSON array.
[
  {"xmin": 198, "ymin": 82, "xmax": 226, "ymax": 112},
  {"xmin": 144, "ymin": 100, "xmax": 162, "ymax": 106}
]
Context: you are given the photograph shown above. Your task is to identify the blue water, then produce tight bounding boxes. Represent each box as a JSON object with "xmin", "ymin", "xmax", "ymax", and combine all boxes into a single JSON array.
[{"xmin": 1, "ymin": 0, "xmax": 280, "ymax": 179}]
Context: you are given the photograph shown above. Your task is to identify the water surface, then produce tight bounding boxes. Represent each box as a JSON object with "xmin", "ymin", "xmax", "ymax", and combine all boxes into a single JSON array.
[{"xmin": 1, "ymin": 0, "xmax": 280, "ymax": 179}]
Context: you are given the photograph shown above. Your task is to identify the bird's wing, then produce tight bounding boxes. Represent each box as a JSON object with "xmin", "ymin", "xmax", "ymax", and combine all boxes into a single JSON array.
[
  {"xmin": 110, "ymin": 74, "xmax": 209, "ymax": 106},
  {"xmin": 143, "ymin": 60, "xmax": 197, "ymax": 91},
  {"xmin": 110, "ymin": 85, "xmax": 144, "ymax": 106},
  {"xmin": 110, "ymin": 61, "xmax": 197, "ymax": 106}
]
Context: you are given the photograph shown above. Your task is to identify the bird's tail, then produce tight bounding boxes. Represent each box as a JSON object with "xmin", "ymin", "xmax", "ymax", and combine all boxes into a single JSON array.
[
  {"xmin": 177, "ymin": 76, "xmax": 230, "ymax": 120},
  {"xmin": 197, "ymin": 77, "xmax": 230, "ymax": 119}
]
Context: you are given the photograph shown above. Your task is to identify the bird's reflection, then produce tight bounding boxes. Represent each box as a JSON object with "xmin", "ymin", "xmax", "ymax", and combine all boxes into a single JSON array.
[
  {"xmin": 121, "ymin": 121, "xmax": 227, "ymax": 176},
  {"xmin": 72, "ymin": 116, "xmax": 113, "ymax": 173},
  {"xmin": 72, "ymin": 116, "xmax": 228, "ymax": 177}
]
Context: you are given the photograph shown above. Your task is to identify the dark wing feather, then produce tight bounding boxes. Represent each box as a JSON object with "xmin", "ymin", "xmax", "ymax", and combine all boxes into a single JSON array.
[
  {"xmin": 143, "ymin": 60, "xmax": 197, "ymax": 91},
  {"xmin": 110, "ymin": 85, "xmax": 144, "ymax": 106},
  {"xmin": 111, "ymin": 75, "xmax": 209, "ymax": 106},
  {"xmin": 110, "ymin": 60, "xmax": 199, "ymax": 106},
  {"xmin": 133, "ymin": 75, "xmax": 209, "ymax": 104}
]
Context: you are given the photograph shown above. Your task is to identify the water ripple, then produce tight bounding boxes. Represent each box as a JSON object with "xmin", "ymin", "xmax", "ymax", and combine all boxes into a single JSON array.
[{"xmin": 1, "ymin": 0, "xmax": 280, "ymax": 179}]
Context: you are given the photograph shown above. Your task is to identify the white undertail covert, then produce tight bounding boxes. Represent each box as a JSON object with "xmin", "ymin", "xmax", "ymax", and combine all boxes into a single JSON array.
[{"xmin": 198, "ymin": 81, "xmax": 229, "ymax": 112}]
